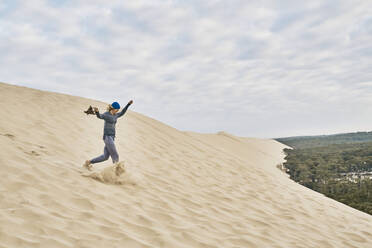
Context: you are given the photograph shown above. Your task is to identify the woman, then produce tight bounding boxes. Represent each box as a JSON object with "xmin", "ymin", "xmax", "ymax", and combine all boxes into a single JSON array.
[{"xmin": 83, "ymin": 100, "xmax": 133, "ymax": 170}]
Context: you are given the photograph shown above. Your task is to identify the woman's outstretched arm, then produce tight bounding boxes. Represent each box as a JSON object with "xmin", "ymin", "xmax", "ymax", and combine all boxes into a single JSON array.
[{"xmin": 117, "ymin": 100, "xmax": 133, "ymax": 118}]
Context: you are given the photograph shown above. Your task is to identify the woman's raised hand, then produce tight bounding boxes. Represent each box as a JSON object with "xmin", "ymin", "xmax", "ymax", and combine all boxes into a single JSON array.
[{"xmin": 129, "ymin": 100, "xmax": 133, "ymax": 105}]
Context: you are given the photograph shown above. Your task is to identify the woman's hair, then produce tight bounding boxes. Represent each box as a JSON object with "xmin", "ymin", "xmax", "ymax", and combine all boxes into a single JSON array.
[{"xmin": 106, "ymin": 104, "xmax": 114, "ymax": 111}]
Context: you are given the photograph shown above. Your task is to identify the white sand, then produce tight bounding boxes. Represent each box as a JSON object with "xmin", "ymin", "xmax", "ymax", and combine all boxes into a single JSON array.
[{"xmin": 0, "ymin": 82, "xmax": 371, "ymax": 248}]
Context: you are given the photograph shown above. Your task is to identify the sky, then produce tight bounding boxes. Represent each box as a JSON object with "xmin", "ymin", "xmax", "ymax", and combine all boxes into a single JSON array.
[{"xmin": 0, "ymin": 0, "xmax": 372, "ymax": 138}]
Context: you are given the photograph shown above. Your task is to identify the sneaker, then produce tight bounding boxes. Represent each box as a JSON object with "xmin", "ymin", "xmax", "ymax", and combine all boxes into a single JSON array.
[
  {"xmin": 83, "ymin": 160, "xmax": 92, "ymax": 170},
  {"xmin": 115, "ymin": 161, "xmax": 125, "ymax": 176}
]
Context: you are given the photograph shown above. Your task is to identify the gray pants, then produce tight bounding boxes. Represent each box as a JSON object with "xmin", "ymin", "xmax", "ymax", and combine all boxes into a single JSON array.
[{"xmin": 90, "ymin": 135, "xmax": 119, "ymax": 164}]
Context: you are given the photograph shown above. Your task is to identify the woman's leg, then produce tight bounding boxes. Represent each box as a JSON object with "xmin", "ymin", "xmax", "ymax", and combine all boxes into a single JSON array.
[
  {"xmin": 90, "ymin": 144, "xmax": 110, "ymax": 164},
  {"xmin": 104, "ymin": 136, "xmax": 119, "ymax": 163}
]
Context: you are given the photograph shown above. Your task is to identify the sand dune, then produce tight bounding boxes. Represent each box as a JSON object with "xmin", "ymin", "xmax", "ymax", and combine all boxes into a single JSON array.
[{"xmin": 0, "ymin": 82, "xmax": 371, "ymax": 248}]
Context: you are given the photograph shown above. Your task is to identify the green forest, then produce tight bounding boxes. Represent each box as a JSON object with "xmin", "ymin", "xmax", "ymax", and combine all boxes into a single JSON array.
[
  {"xmin": 275, "ymin": 132, "xmax": 372, "ymax": 215},
  {"xmin": 276, "ymin": 131, "xmax": 372, "ymax": 149}
]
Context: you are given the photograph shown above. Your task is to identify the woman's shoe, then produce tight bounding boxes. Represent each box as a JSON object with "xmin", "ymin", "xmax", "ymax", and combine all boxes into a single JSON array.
[{"xmin": 83, "ymin": 160, "xmax": 92, "ymax": 170}]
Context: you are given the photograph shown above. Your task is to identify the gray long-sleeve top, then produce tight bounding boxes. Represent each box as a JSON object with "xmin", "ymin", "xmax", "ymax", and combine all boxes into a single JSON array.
[{"xmin": 95, "ymin": 103, "xmax": 131, "ymax": 139}]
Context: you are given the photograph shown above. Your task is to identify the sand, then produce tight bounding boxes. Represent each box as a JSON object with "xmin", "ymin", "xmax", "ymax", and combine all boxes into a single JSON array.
[{"xmin": 0, "ymin": 82, "xmax": 371, "ymax": 248}]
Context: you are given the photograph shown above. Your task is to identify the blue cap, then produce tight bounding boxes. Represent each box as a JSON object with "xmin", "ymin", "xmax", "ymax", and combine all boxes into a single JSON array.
[{"xmin": 111, "ymin": 102, "xmax": 120, "ymax": 109}]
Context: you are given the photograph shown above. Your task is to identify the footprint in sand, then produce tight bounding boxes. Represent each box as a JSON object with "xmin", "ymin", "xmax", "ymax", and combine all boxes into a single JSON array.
[
  {"xmin": 1, "ymin": 133, "xmax": 15, "ymax": 140},
  {"xmin": 25, "ymin": 150, "xmax": 41, "ymax": 156}
]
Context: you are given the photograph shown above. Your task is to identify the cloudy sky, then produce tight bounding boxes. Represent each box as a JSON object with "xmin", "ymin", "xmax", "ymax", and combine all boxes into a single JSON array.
[{"xmin": 1, "ymin": 0, "xmax": 372, "ymax": 138}]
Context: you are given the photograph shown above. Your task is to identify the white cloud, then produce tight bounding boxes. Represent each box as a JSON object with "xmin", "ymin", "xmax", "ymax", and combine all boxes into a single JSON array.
[{"xmin": 0, "ymin": 0, "xmax": 372, "ymax": 137}]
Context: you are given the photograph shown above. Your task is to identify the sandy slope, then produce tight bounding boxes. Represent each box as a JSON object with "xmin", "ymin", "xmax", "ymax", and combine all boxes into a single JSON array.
[{"xmin": 0, "ymin": 82, "xmax": 371, "ymax": 248}]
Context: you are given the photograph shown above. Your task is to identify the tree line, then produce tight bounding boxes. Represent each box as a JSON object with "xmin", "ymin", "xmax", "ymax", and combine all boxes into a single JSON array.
[{"xmin": 276, "ymin": 132, "xmax": 372, "ymax": 215}]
